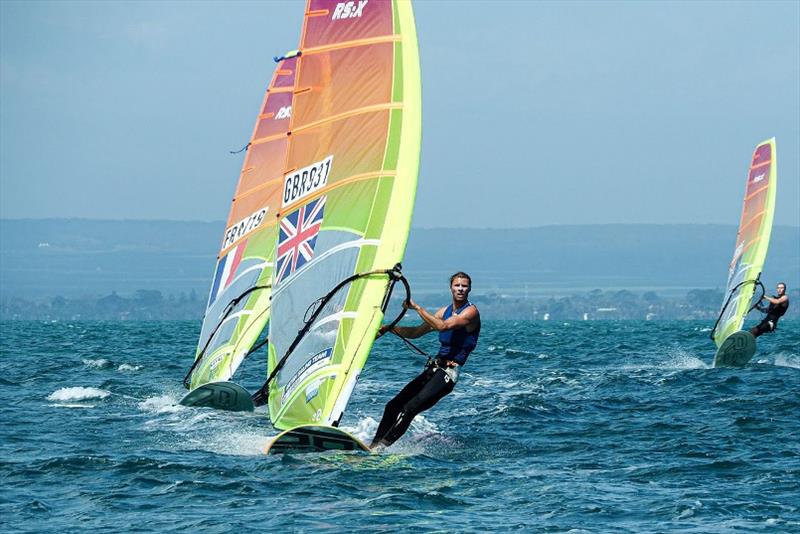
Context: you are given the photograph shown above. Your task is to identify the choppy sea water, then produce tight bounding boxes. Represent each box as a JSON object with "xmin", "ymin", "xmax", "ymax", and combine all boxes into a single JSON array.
[{"xmin": 1, "ymin": 320, "xmax": 798, "ymax": 532}]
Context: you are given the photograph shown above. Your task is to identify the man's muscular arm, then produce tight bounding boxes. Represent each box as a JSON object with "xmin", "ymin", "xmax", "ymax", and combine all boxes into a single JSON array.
[
  {"xmin": 407, "ymin": 299, "xmax": 477, "ymax": 332},
  {"xmin": 381, "ymin": 323, "xmax": 433, "ymax": 339}
]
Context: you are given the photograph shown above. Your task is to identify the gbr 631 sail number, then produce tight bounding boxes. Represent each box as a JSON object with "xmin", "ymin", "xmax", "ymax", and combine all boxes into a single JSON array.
[{"xmin": 282, "ymin": 156, "xmax": 333, "ymax": 207}]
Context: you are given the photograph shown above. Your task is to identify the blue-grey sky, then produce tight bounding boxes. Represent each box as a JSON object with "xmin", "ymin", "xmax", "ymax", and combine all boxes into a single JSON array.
[{"xmin": 1, "ymin": 0, "xmax": 798, "ymax": 228}]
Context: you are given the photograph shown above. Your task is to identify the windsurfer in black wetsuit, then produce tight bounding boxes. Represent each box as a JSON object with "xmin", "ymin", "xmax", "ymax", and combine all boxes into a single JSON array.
[
  {"xmin": 750, "ymin": 282, "xmax": 789, "ymax": 338},
  {"xmin": 370, "ymin": 272, "xmax": 481, "ymax": 449}
]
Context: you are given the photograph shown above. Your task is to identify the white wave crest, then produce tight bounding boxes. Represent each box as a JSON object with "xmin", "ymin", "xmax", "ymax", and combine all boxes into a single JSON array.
[
  {"xmin": 82, "ymin": 359, "xmax": 110, "ymax": 369},
  {"xmin": 505, "ymin": 348, "xmax": 537, "ymax": 356},
  {"xmin": 117, "ymin": 364, "xmax": 141, "ymax": 372},
  {"xmin": 342, "ymin": 414, "xmax": 444, "ymax": 455},
  {"xmin": 138, "ymin": 395, "xmax": 272, "ymax": 456},
  {"xmin": 385, "ymin": 415, "xmax": 449, "ymax": 455},
  {"xmin": 773, "ymin": 354, "xmax": 800, "ymax": 369},
  {"xmin": 48, "ymin": 387, "xmax": 110, "ymax": 401},
  {"xmin": 343, "ymin": 416, "xmax": 379, "ymax": 444},
  {"xmin": 196, "ymin": 430, "xmax": 272, "ymax": 456},
  {"xmin": 138, "ymin": 394, "xmax": 184, "ymax": 414},
  {"xmin": 409, "ymin": 413, "xmax": 439, "ymax": 435},
  {"xmin": 660, "ymin": 348, "xmax": 709, "ymax": 370},
  {"xmin": 675, "ymin": 500, "xmax": 703, "ymax": 520}
]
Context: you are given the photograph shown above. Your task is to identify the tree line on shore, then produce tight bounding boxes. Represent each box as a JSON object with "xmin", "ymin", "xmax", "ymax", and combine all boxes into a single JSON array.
[{"xmin": 2, "ymin": 288, "xmax": 797, "ymax": 322}]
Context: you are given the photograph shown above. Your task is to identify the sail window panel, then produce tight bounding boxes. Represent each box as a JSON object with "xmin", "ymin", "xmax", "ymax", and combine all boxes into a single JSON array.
[
  {"xmin": 233, "ymin": 138, "xmax": 289, "ymax": 198},
  {"xmin": 303, "ymin": 0, "xmax": 392, "ymax": 49},
  {"xmin": 272, "ymin": 238, "xmax": 361, "ymax": 389},
  {"xmin": 255, "ymin": 91, "xmax": 293, "ymax": 140},
  {"xmin": 741, "ymin": 241, "xmax": 762, "ymax": 268},
  {"xmin": 286, "ymin": 110, "xmax": 390, "ymax": 185},
  {"xmin": 720, "ymin": 260, "xmax": 751, "ymax": 327},
  {"xmin": 276, "ymin": 314, "xmax": 343, "ymax": 389},
  {"xmin": 197, "ymin": 258, "xmax": 265, "ymax": 350},
  {"xmin": 197, "ymin": 322, "xmax": 237, "ymax": 372},
  {"xmin": 292, "ymin": 43, "xmax": 393, "ymax": 128},
  {"xmin": 737, "ymin": 225, "xmax": 764, "ymax": 262}
]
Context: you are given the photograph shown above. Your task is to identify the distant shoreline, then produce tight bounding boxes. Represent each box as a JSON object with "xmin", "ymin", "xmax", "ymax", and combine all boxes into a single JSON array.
[
  {"xmin": 3, "ymin": 287, "xmax": 798, "ymax": 322},
  {"xmin": 2, "ymin": 220, "xmax": 798, "ymax": 307}
]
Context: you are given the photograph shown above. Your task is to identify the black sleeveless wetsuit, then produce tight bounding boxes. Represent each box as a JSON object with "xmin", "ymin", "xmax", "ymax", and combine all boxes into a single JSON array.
[
  {"xmin": 753, "ymin": 296, "xmax": 789, "ymax": 337},
  {"xmin": 371, "ymin": 302, "xmax": 480, "ymax": 447}
]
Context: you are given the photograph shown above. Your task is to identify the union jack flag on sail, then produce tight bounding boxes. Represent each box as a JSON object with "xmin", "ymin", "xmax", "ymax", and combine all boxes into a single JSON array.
[{"xmin": 275, "ymin": 196, "xmax": 326, "ymax": 286}]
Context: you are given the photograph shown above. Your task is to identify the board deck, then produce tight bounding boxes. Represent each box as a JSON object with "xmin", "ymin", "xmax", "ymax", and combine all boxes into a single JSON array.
[
  {"xmin": 713, "ymin": 330, "xmax": 757, "ymax": 368},
  {"xmin": 179, "ymin": 381, "xmax": 255, "ymax": 412},
  {"xmin": 265, "ymin": 425, "xmax": 370, "ymax": 455}
]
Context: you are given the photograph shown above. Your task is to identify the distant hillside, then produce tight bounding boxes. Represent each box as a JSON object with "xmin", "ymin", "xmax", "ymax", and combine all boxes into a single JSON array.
[
  {"xmin": 1, "ymin": 219, "xmax": 798, "ymax": 298},
  {"xmin": 1, "ymin": 219, "xmax": 220, "ymax": 298},
  {"xmin": 410, "ymin": 225, "xmax": 800, "ymax": 295}
]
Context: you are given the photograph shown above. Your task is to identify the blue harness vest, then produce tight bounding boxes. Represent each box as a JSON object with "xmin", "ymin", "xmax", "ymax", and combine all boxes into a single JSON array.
[{"xmin": 436, "ymin": 301, "xmax": 480, "ymax": 366}]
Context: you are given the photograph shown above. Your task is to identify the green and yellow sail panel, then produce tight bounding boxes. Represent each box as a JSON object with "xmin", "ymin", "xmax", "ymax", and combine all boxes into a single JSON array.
[
  {"xmin": 713, "ymin": 138, "xmax": 778, "ymax": 347},
  {"xmin": 187, "ymin": 55, "xmax": 301, "ymax": 389},
  {"xmin": 264, "ymin": 0, "xmax": 421, "ymax": 429}
]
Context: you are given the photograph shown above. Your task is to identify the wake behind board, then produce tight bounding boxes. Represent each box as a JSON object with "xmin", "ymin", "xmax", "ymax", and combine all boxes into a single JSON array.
[
  {"xmin": 179, "ymin": 381, "xmax": 254, "ymax": 412},
  {"xmin": 713, "ymin": 331, "xmax": 757, "ymax": 368},
  {"xmin": 265, "ymin": 425, "xmax": 370, "ymax": 455}
]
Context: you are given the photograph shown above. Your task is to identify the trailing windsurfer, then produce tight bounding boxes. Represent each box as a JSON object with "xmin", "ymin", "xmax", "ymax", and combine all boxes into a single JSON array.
[
  {"xmin": 371, "ymin": 272, "xmax": 481, "ymax": 449},
  {"xmin": 749, "ymin": 282, "xmax": 789, "ymax": 338}
]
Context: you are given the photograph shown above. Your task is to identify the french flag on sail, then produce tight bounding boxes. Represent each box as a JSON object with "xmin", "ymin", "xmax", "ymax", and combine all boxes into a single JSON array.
[{"xmin": 207, "ymin": 240, "xmax": 247, "ymax": 307}]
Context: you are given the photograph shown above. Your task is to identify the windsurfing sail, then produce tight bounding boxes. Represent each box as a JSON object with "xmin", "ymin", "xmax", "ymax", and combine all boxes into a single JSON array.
[
  {"xmin": 253, "ymin": 0, "xmax": 422, "ymax": 430},
  {"xmin": 711, "ymin": 138, "xmax": 778, "ymax": 347},
  {"xmin": 184, "ymin": 51, "xmax": 303, "ymax": 390}
]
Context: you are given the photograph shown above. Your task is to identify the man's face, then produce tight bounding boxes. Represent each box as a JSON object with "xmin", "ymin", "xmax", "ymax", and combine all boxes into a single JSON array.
[
  {"xmin": 451, "ymin": 277, "xmax": 471, "ymax": 300},
  {"xmin": 777, "ymin": 284, "xmax": 786, "ymax": 296}
]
